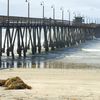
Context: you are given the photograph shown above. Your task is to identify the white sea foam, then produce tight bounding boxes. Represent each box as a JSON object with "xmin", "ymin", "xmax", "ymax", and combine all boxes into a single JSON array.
[{"xmin": 82, "ymin": 48, "xmax": 100, "ymax": 52}]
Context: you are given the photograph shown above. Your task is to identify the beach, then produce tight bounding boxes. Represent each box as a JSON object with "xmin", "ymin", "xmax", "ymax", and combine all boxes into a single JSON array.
[
  {"xmin": 0, "ymin": 62, "xmax": 100, "ymax": 100},
  {"xmin": 0, "ymin": 39, "xmax": 100, "ymax": 100}
]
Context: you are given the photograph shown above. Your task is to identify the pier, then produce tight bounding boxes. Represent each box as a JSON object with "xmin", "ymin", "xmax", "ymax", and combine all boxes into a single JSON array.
[{"xmin": 0, "ymin": 15, "xmax": 96, "ymax": 59}]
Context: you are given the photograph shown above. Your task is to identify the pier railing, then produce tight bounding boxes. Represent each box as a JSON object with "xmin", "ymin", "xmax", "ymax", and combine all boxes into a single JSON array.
[{"xmin": 0, "ymin": 15, "xmax": 96, "ymax": 27}]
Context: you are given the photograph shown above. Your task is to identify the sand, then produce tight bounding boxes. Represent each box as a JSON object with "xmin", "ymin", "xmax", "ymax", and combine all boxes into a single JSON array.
[{"xmin": 0, "ymin": 62, "xmax": 100, "ymax": 100}]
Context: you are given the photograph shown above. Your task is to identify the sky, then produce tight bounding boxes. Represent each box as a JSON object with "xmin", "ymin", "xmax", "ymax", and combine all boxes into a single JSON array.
[{"xmin": 0, "ymin": 0, "xmax": 100, "ymax": 23}]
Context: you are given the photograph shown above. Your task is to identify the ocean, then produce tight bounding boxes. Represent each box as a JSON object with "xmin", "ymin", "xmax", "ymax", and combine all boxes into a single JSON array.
[{"xmin": 0, "ymin": 38, "xmax": 100, "ymax": 69}]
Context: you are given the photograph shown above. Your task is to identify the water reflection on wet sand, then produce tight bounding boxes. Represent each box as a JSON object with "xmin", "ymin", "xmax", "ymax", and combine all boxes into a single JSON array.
[{"xmin": 0, "ymin": 57, "xmax": 100, "ymax": 70}]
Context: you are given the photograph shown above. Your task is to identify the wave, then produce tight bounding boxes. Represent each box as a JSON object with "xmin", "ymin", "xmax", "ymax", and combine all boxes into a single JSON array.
[{"xmin": 82, "ymin": 48, "xmax": 100, "ymax": 52}]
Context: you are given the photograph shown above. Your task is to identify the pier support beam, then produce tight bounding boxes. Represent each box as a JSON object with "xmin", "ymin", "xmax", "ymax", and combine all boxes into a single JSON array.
[
  {"xmin": 6, "ymin": 28, "xmax": 10, "ymax": 57},
  {"xmin": 44, "ymin": 26, "xmax": 49, "ymax": 52},
  {"xmin": 37, "ymin": 27, "xmax": 41, "ymax": 53},
  {"xmin": 17, "ymin": 28, "xmax": 22, "ymax": 57},
  {"xmin": 32, "ymin": 27, "xmax": 37, "ymax": 54},
  {"xmin": 0, "ymin": 27, "xmax": 2, "ymax": 66}
]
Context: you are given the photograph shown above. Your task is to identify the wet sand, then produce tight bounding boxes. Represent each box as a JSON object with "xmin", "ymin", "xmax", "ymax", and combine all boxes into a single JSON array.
[{"xmin": 0, "ymin": 62, "xmax": 100, "ymax": 100}]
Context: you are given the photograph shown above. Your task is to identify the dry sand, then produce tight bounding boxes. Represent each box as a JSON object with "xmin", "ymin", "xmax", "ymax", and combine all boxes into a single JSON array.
[{"xmin": 0, "ymin": 62, "xmax": 100, "ymax": 100}]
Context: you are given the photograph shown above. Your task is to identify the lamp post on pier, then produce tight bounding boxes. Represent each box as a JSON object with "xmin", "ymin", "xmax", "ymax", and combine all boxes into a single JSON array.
[
  {"xmin": 67, "ymin": 10, "xmax": 70, "ymax": 25},
  {"xmin": 60, "ymin": 7, "xmax": 64, "ymax": 22},
  {"xmin": 25, "ymin": 0, "xmax": 31, "ymax": 19},
  {"xmin": 51, "ymin": 5, "xmax": 55, "ymax": 20},
  {"xmin": 88, "ymin": 17, "xmax": 91, "ymax": 24},
  {"xmin": 7, "ymin": 0, "xmax": 9, "ymax": 17},
  {"xmin": 41, "ymin": 1, "xmax": 44, "ymax": 19},
  {"xmin": 85, "ymin": 16, "xmax": 88, "ymax": 24},
  {"xmin": 73, "ymin": 12, "xmax": 76, "ymax": 18}
]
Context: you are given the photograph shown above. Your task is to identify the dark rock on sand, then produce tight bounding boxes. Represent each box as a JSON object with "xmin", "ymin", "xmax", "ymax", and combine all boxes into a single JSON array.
[
  {"xmin": 0, "ymin": 76, "xmax": 32, "ymax": 90},
  {"xmin": 0, "ymin": 80, "xmax": 6, "ymax": 86}
]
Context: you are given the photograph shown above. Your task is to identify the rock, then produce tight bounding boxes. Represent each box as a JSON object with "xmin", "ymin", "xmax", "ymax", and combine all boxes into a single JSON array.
[
  {"xmin": 5, "ymin": 82, "xmax": 32, "ymax": 90},
  {"xmin": 0, "ymin": 80, "xmax": 6, "ymax": 86},
  {"xmin": 4, "ymin": 77, "xmax": 24, "ymax": 87},
  {"xmin": 0, "ymin": 77, "xmax": 32, "ymax": 90}
]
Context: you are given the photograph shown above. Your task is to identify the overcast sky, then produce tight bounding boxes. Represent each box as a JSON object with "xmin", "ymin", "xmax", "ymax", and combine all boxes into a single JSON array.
[{"xmin": 0, "ymin": 0, "xmax": 100, "ymax": 23}]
